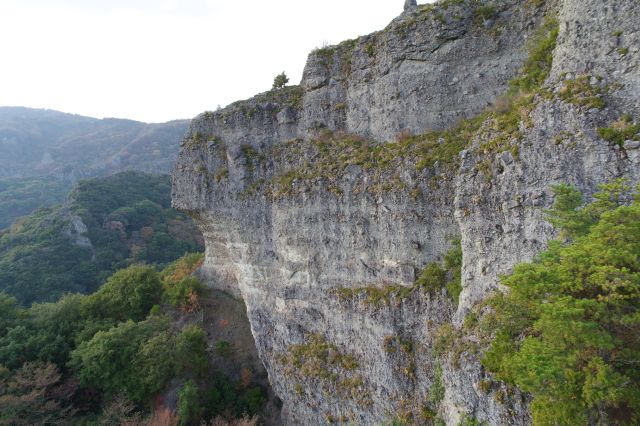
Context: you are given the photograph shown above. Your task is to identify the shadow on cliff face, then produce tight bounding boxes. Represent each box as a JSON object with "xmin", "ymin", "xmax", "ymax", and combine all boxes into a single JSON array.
[
  {"xmin": 199, "ymin": 289, "xmax": 283, "ymax": 425},
  {"xmin": 161, "ymin": 288, "xmax": 282, "ymax": 424}
]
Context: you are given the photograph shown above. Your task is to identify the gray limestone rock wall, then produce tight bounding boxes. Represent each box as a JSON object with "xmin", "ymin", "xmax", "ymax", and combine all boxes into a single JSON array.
[
  {"xmin": 550, "ymin": 0, "xmax": 640, "ymax": 117},
  {"xmin": 172, "ymin": 0, "xmax": 640, "ymax": 424},
  {"xmin": 448, "ymin": 1, "xmax": 640, "ymax": 422},
  {"xmin": 454, "ymin": 0, "xmax": 640, "ymax": 355},
  {"xmin": 175, "ymin": 149, "xmax": 463, "ymax": 423},
  {"xmin": 300, "ymin": 0, "xmax": 542, "ymax": 142}
]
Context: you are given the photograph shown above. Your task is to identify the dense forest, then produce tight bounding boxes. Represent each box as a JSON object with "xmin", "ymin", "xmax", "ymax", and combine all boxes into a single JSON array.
[
  {"xmin": 0, "ymin": 172, "xmax": 204, "ymax": 305},
  {"xmin": 0, "ymin": 177, "xmax": 72, "ymax": 229},
  {"xmin": 0, "ymin": 254, "xmax": 270, "ymax": 425},
  {"xmin": 0, "ymin": 171, "xmax": 275, "ymax": 425}
]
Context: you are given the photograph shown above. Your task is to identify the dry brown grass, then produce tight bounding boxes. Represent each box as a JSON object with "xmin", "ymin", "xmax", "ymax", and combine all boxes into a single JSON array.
[
  {"xmin": 396, "ymin": 129, "xmax": 414, "ymax": 142},
  {"xmin": 489, "ymin": 95, "xmax": 513, "ymax": 114}
]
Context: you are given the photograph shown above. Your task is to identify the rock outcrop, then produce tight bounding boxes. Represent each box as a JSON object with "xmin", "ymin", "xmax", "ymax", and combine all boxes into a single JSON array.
[
  {"xmin": 172, "ymin": 0, "xmax": 640, "ymax": 424},
  {"xmin": 404, "ymin": 0, "xmax": 418, "ymax": 12}
]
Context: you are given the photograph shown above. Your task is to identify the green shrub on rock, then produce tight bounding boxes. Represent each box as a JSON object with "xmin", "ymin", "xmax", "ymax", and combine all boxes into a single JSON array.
[{"xmin": 479, "ymin": 182, "xmax": 640, "ymax": 425}]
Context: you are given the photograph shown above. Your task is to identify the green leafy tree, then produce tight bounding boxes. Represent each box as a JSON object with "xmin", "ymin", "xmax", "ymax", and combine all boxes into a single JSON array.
[
  {"xmin": 133, "ymin": 331, "xmax": 175, "ymax": 401},
  {"xmin": 82, "ymin": 265, "xmax": 162, "ymax": 322},
  {"xmin": 162, "ymin": 254, "xmax": 206, "ymax": 312},
  {"xmin": 203, "ymin": 373, "xmax": 267, "ymax": 420},
  {"xmin": 272, "ymin": 72, "xmax": 289, "ymax": 90},
  {"xmin": 175, "ymin": 324, "xmax": 208, "ymax": 377},
  {"xmin": 0, "ymin": 294, "xmax": 89, "ymax": 369},
  {"xmin": 0, "ymin": 292, "xmax": 20, "ymax": 337},
  {"xmin": 237, "ymin": 386, "xmax": 267, "ymax": 418},
  {"xmin": 545, "ymin": 179, "xmax": 631, "ymax": 240},
  {"xmin": 204, "ymin": 373, "xmax": 238, "ymax": 418},
  {"xmin": 161, "ymin": 253, "xmax": 205, "ymax": 283},
  {"xmin": 480, "ymin": 183, "xmax": 640, "ymax": 425},
  {"xmin": 69, "ymin": 316, "xmax": 172, "ymax": 402},
  {"xmin": 163, "ymin": 277, "xmax": 205, "ymax": 311},
  {"xmin": 177, "ymin": 380, "xmax": 202, "ymax": 426}
]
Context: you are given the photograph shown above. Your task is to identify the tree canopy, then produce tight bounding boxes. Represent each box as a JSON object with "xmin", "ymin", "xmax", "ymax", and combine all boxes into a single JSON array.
[
  {"xmin": 479, "ymin": 180, "xmax": 640, "ymax": 425},
  {"xmin": 0, "ymin": 172, "xmax": 203, "ymax": 305},
  {"xmin": 0, "ymin": 254, "xmax": 267, "ymax": 424}
]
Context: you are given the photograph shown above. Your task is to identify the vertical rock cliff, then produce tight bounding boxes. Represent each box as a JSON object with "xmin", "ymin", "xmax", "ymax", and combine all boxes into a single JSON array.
[{"xmin": 172, "ymin": 0, "xmax": 639, "ymax": 424}]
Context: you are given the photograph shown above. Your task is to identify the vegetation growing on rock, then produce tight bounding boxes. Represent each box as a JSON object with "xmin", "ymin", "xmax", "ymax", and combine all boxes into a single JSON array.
[
  {"xmin": 598, "ymin": 114, "xmax": 640, "ymax": 148},
  {"xmin": 272, "ymin": 72, "xmax": 289, "ymax": 90},
  {"xmin": 238, "ymin": 16, "xmax": 561, "ymax": 199},
  {"xmin": 557, "ymin": 75, "xmax": 606, "ymax": 110},
  {"xmin": 279, "ymin": 334, "xmax": 370, "ymax": 408},
  {"xmin": 332, "ymin": 238, "xmax": 463, "ymax": 307},
  {"xmin": 261, "ymin": 116, "xmax": 483, "ymax": 198},
  {"xmin": 470, "ymin": 181, "xmax": 640, "ymax": 425}
]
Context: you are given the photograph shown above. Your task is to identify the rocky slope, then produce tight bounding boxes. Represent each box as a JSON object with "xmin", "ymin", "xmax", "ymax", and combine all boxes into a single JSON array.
[{"xmin": 172, "ymin": 0, "xmax": 640, "ymax": 424}]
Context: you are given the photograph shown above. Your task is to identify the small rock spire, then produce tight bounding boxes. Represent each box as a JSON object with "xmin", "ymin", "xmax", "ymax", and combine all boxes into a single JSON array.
[{"xmin": 404, "ymin": 0, "xmax": 417, "ymax": 12}]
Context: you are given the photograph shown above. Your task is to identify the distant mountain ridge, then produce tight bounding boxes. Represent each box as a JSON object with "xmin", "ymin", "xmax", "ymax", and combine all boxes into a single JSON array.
[{"xmin": 0, "ymin": 107, "xmax": 189, "ymax": 179}]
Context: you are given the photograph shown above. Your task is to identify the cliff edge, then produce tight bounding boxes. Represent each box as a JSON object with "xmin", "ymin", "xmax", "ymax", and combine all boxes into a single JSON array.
[{"xmin": 172, "ymin": 0, "xmax": 640, "ymax": 424}]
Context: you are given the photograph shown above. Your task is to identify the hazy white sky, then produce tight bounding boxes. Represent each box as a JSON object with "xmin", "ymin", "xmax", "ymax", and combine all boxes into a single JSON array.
[{"xmin": 0, "ymin": 0, "xmax": 432, "ymax": 123}]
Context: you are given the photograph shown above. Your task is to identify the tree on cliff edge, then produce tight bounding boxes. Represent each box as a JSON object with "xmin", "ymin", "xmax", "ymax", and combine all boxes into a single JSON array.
[{"xmin": 272, "ymin": 72, "xmax": 289, "ymax": 90}]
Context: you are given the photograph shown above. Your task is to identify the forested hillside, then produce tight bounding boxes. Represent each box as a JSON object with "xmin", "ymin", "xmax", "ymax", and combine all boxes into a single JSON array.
[
  {"xmin": 0, "ymin": 172, "xmax": 204, "ymax": 305},
  {"xmin": 0, "ymin": 107, "xmax": 189, "ymax": 179},
  {"xmin": 0, "ymin": 170, "xmax": 277, "ymax": 425},
  {"xmin": 0, "ymin": 177, "xmax": 72, "ymax": 229},
  {"xmin": 0, "ymin": 255, "xmax": 275, "ymax": 425}
]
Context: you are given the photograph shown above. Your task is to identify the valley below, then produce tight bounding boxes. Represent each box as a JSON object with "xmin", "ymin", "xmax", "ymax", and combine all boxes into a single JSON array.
[{"xmin": 1, "ymin": 0, "xmax": 639, "ymax": 425}]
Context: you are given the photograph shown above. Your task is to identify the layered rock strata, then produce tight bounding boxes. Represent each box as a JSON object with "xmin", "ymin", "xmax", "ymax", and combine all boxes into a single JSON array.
[{"xmin": 173, "ymin": 0, "xmax": 640, "ymax": 423}]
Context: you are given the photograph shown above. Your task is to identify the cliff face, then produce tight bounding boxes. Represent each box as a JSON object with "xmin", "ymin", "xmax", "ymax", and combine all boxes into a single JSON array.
[
  {"xmin": 456, "ymin": 0, "xmax": 640, "ymax": 322},
  {"xmin": 172, "ymin": 0, "xmax": 640, "ymax": 424}
]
